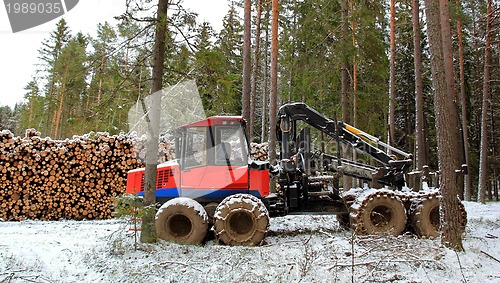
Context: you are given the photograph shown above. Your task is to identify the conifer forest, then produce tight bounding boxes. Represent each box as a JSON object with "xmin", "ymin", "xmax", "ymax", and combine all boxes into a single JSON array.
[{"xmin": 0, "ymin": 0, "xmax": 498, "ymax": 204}]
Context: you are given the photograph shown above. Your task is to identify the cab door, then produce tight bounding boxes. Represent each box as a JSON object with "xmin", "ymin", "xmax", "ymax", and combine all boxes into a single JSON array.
[{"xmin": 180, "ymin": 124, "xmax": 249, "ymax": 200}]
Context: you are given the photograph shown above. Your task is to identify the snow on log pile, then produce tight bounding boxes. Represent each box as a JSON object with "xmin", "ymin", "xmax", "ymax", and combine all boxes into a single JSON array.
[
  {"xmin": 0, "ymin": 131, "xmax": 262, "ymax": 221},
  {"xmin": 250, "ymin": 142, "xmax": 268, "ymax": 161},
  {"xmin": 0, "ymin": 129, "xmax": 172, "ymax": 221}
]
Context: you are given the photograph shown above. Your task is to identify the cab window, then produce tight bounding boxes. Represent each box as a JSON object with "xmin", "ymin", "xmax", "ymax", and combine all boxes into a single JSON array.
[
  {"xmin": 214, "ymin": 126, "xmax": 248, "ymax": 166},
  {"xmin": 183, "ymin": 127, "xmax": 206, "ymax": 168}
]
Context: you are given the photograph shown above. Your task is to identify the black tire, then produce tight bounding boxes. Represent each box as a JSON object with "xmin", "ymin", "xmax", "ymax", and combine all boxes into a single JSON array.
[
  {"xmin": 155, "ymin": 198, "xmax": 208, "ymax": 245},
  {"xmin": 350, "ymin": 191, "xmax": 407, "ymax": 235},
  {"xmin": 410, "ymin": 196, "xmax": 467, "ymax": 238},
  {"xmin": 214, "ymin": 194, "xmax": 269, "ymax": 246},
  {"xmin": 410, "ymin": 196, "xmax": 440, "ymax": 238},
  {"xmin": 337, "ymin": 191, "xmax": 358, "ymax": 230}
]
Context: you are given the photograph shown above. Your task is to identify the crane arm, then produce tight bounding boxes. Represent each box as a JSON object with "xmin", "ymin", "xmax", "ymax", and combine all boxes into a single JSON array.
[{"xmin": 277, "ymin": 102, "xmax": 412, "ymax": 171}]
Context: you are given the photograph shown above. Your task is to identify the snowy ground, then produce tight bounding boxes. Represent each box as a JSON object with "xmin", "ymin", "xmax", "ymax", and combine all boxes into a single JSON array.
[{"xmin": 0, "ymin": 201, "xmax": 499, "ymax": 283}]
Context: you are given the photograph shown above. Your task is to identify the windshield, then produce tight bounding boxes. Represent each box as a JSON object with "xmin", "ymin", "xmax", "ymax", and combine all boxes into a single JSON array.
[{"xmin": 182, "ymin": 124, "xmax": 248, "ymax": 168}]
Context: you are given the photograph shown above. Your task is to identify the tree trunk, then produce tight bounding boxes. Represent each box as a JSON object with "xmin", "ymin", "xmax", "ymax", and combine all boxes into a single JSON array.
[
  {"xmin": 341, "ymin": 0, "xmax": 351, "ymax": 189},
  {"xmin": 478, "ymin": 0, "xmax": 492, "ymax": 204},
  {"xmin": 423, "ymin": 0, "xmax": 464, "ymax": 251},
  {"xmin": 97, "ymin": 51, "xmax": 105, "ymax": 105},
  {"xmin": 251, "ymin": 0, "xmax": 263, "ymax": 142},
  {"xmin": 441, "ymin": 0, "xmax": 464, "ymax": 199},
  {"xmin": 54, "ymin": 65, "xmax": 69, "ymax": 139},
  {"xmin": 388, "ymin": 0, "xmax": 396, "ymax": 150},
  {"xmin": 28, "ymin": 81, "xmax": 36, "ymax": 128},
  {"xmin": 141, "ymin": 0, "xmax": 169, "ymax": 243},
  {"xmin": 268, "ymin": 0, "xmax": 278, "ymax": 167},
  {"xmin": 456, "ymin": 0, "xmax": 471, "ymax": 201},
  {"xmin": 412, "ymin": 0, "xmax": 427, "ymax": 171},
  {"xmin": 242, "ymin": 0, "xmax": 251, "ymax": 138},
  {"xmin": 261, "ymin": 5, "xmax": 270, "ymax": 144},
  {"xmin": 350, "ymin": 0, "xmax": 358, "ymax": 187}
]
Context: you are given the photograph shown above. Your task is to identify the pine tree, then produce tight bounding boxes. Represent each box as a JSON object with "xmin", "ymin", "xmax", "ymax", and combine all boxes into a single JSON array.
[
  {"xmin": 51, "ymin": 34, "xmax": 88, "ymax": 138},
  {"xmin": 413, "ymin": 0, "xmax": 427, "ymax": 171},
  {"xmin": 478, "ymin": 0, "xmax": 492, "ymax": 203},
  {"xmin": 0, "ymin": 106, "xmax": 15, "ymax": 131},
  {"xmin": 194, "ymin": 22, "xmax": 226, "ymax": 115},
  {"xmin": 213, "ymin": 2, "xmax": 243, "ymax": 115},
  {"xmin": 87, "ymin": 22, "xmax": 118, "ymax": 133},
  {"xmin": 18, "ymin": 79, "xmax": 41, "ymax": 131},
  {"xmin": 242, "ymin": 0, "xmax": 251, "ymax": 134},
  {"xmin": 38, "ymin": 18, "xmax": 71, "ymax": 136},
  {"xmin": 142, "ymin": 0, "xmax": 169, "ymax": 244},
  {"xmin": 423, "ymin": 0, "xmax": 464, "ymax": 251}
]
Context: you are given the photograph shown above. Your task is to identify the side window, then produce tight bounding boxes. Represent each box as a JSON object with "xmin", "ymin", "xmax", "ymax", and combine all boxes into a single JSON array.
[
  {"xmin": 183, "ymin": 127, "xmax": 206, "ymax": 168},
  {"xmin": 215, "ymin": 126, "xmax": 248, "ymax": 166}
]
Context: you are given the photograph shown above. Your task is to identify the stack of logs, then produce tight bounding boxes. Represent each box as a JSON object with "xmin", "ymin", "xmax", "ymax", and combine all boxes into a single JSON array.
[
  {"xmin": 0, "ymin": 129, "xmax": 172, "ymax": 221},
  {"xmin": 0, "ymin": 129, "xmax": 264, "ymax": 221},
  {"xmin": 250, "ymin": 142, "xmax": 269, "ymax": 161}
]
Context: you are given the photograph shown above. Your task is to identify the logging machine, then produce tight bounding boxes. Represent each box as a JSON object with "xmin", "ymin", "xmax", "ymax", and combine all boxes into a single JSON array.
[{"xmin": 126, "ymin": 102, "xmax": 465, "ymax": 245}]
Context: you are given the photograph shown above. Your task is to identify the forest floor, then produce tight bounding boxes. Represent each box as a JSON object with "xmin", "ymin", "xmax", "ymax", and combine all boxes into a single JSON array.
[{"xmin": 0, "ymin": 201, "xmax": 499, "ymax": 283}]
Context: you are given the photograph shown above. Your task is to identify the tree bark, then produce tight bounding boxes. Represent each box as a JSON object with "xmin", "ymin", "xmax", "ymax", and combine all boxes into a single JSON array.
[
  {"xmin": 350, "ymin": 0, "xmax": 358, "ymax": 187},
  {"xmin": 251, "ymin": 0, "xmax": 263, "ymax": 142},
  {"xmin": 54, "ymin": 65, "xmax": 69, "ymax": 139},
  {"xmin": 478, "ymin": 0, "xmax": 492, "ymax": 204},
  {"xmin": 242, "ymin": 0, "xmax": 251, "ymax": 137},
  {"xmin": 261, "ymin": 5, "xmax": 270, "ymax": 144},
  {"xmin": 439, "ymin": 0, "xmax": 465, "ymax": 250},
  {"xmin": 141, "ymin": 0, "xmax": 169, "ymax": 243},
  {"xmin": 268, "ymin": 0, "xmax": 278, "ymax": 167},
  {"xmin": 341, "ymin": 0, "xmax": 351, "ymax": 189},
  {"xmin": 97, "ymin": 51, "xmax": 105, "ymax": 105},
  {"xmin": 456, "ymin": 0, "xmax": 471, "ymax": 201},
  {"xmin": 388, "ymin": 0, "xmax": 396, "ymax": 150},
  {"xmin": 412, "ymin": 0, "xmax": 427, "ymax": 171},
  {"xmin": 423, "ymin": 0, "xmax": 464, "ymax": 251}
]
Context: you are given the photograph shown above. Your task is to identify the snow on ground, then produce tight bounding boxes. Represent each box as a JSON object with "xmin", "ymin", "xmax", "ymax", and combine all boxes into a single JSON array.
[{"xmin": 0, "ymin": 201, "xmax": 499, "ymax": 283}]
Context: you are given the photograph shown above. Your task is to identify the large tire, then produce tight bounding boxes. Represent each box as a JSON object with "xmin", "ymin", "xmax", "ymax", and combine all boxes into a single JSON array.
[
  {"xmin": 155, "ymin": 198, "xmax": 208, "ymax": 245},
  {"xmin": 410, "ymin": 196, "xmax": 440, "ymax": 238},
  {"xmin": 337, "ymin": 190, "xmax": 359, "ymax": 230},
  {"xmin": 350, "ymin": 190, "xmax": 407, "ymax": 236},
  {"xmin": 214, "ymin": 194, "xmax": 269, "ymax": 246},
  {"xmin": 410, "ymin": 195, "xmax": 467, "ymax": 238}
]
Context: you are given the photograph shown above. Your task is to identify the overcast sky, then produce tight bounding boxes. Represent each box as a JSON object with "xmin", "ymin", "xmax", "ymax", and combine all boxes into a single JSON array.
[{"xmin": 0, "ymin": 0, "xmax": 229, "ymax": 108}]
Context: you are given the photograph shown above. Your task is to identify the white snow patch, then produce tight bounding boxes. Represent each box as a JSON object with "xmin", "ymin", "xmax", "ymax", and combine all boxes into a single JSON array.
[{"xmin": 0, "ymin": 202, "xmax": 498, "ymax": 282}]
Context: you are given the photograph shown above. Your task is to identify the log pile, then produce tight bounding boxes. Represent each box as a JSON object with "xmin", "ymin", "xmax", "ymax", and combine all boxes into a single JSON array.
[
  {"xmin": 0, "ymin": 129, "xmax": 262, "ymax": 221},
  {"xmin": 0, "ymin": 129, "xmax": 171, "ymax": 221},
  {"xmin": 250, "ymin": 142, "xmax": 269, "ymax": 161}
]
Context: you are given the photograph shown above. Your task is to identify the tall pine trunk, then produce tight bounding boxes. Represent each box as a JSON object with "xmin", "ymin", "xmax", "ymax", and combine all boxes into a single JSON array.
[
  {"xmin": 269, "ymin": 0, "xmax": 279, "ymax": 167},
  {"xmin": 441, "ymin": 0, "xmax": 465, "ymax": 199},
  {"xmin": 478, "ymin": 0, "xmax": 492, "ymax": 204},
  {"xmin": 261, "ymin": 5, "xmax": 270, "ymax": 144},
  {"xmin": 412, "ymin": 0, "xmax": 427, "ymax": 171},
  {"xmin": 341, "ymin": 0, "xmax": 351, "ymax": 189},
  {"xmin": 350, "ymin": 0, "xmax": 358, "ymax": 187},
  {"xmin": 388, "ymin": 0, "xmax": 396, "ymax": 150},
  {"xmin": 53, "ymin": 65, "xmax": 69, "ymax": 139},
  {"xmin": 242, "ymin": 0, "xmax": 251, "ymax": 136},
  {"xmin": 141, "ymin": 0, "xmax": 169, "ymax": 243},
  {"xmin": 251, "ymin": 0, "xmax": 263, "ymax": 141},
  {"xmin": 423, "ymin": 0, "xmax": 464, "ymax": 251},
  {"xmin": 456, "ymin": 0, "xmax": 471, "ymax": 201}
]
